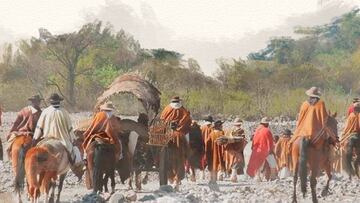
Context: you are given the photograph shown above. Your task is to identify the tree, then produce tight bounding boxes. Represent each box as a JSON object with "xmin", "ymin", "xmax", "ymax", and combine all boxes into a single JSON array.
[{"xmin": 39, "ymin": 22, "xmax": 103, "ymax": 105}]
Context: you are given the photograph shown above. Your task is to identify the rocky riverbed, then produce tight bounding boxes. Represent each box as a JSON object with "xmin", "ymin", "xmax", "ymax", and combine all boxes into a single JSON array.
[{"xmin": 0, "ymin": 112, "xmax": 357, "ymax": 203}]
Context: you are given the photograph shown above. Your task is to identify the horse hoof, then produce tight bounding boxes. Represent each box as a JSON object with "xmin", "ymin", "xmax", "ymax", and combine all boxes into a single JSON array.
[{"xmin": 321, "ymin": 189, "xmax": 329, "ymax": 197}]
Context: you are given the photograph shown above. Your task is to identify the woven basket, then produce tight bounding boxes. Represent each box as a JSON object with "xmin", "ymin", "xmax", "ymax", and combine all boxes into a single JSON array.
[{"xmin": 148, "ymin": 120, "xmax": 174, "ymax": 146}]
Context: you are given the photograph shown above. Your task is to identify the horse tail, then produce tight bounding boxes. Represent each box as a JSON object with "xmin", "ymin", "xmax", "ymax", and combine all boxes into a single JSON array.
[
  {"xmin": 14, "ymin": 144, "xmax": 27, "ymax": 193},
  {"xmin": 299, "ymin": 137, "xmax": 309, "ymax": 198},
  {"xmin": 345, "ymin": 136, "xmax": 355, "ymax": 176}
]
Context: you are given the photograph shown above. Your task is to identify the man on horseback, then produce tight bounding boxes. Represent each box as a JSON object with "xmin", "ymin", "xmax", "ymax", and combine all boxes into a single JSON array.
[
  {"xmin": 347, "ymin": 97, "xmax": 359, "ymax": 117},
  {"xmin": 160, "ymin": 96, "xmax": 191, "ymax": 189},
  {"xmin": 291, "ymin": 87, "xmax": 330, "ymax": 143},
  {"xmin": 247, "ymin": 117, "xmax": 277, "ymax": 180},
  {"xmin": 6, "ymin": 95, "xmax": 43, "ymax": 158},
  {"xmin": 33, "ymin": 93, "xmax": 82, "ymax": 166},
  {"xmin": 82, "ymin": 102, "xmax": 122, "ymax": 161},
  {"xmin": 223, "ymin": 118, "xmax": 247, "ymax": 182},
  {"xmin": 339, "ymin": 101, "xmax": 360, "ymax": 177},
  {"xmin": 291, "ymin": 87, "xmax": 339, "ymax": 203}
]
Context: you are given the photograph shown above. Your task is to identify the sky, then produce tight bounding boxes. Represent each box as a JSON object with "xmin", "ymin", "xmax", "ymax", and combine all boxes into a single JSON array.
[{"xmin": 0, "ymin": 0, "xmax": 359, "ymax": 75}]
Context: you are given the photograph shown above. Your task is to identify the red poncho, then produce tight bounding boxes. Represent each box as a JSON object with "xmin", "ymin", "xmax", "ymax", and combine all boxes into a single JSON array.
[{"xmin": 247, "ymin": 125, "xmax": 274, "ymax": 177}]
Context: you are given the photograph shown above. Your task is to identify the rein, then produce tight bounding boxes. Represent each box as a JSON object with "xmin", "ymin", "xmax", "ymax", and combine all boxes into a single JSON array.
[{"xmin": 311, "ymin": 117, "xmax": 337, "ymax": 145}]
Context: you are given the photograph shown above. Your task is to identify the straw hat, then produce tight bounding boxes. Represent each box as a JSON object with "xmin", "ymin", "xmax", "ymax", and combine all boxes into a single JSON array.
[
  {"xmin": 100, "ymin": 102, "xmax": 116, "ymax": 111},
  {"xmin": 305, "ymin": 87, "xmax": 321, "ymax": 98},
  {"xmin": 260, "ymin": 117, "xmax": 271, "ymax": 124},
  {"xmin": 232, "ymin": 118, "xmax": 243, "ymax": 126},
  {"xmin": 170, "ymin": 96, "xmax": 182, "ymax": 103}
]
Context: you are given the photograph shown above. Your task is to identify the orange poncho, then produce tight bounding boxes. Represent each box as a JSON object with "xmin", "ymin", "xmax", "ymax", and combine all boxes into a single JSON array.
[
  {"xmin": 293, "ymin": 100, "xmax": 328, "ymax": 140},
  {"xmin": 82, "ymin": 111, "xmax": 121, "ymax": 159},
  {"xmin": 247, "ymin": 125, "xmax": 274, "ymax": 177},
  {"xmin": 340, "ymin": 111, "xmax": 360, "ymax": 145},
  {"xmin": 274, "ymin": 136, "xmax": 291, "ymax": 169},
  {"xmin": 160, "ymin": 104, "xmax": 191, "ymax": 137},
  {"xmin": 201, "ymin": 124, "xmax": 213, "ymax": 169},
  {"xmin": 223, "ymin": 128, "xmax": 247, "ymax": 173},
  {"xmin": 206, "ymin": 129, "xmax": 225, "ymax": 172}
]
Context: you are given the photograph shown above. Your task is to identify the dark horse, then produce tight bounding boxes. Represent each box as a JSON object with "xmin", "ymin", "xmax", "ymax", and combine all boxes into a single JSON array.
[
  {"xmin": 343, "ymin": 134, "xmax": 360, "ymax": 180},
  {"xmin": 185, "ymin": 121, "xmax": 205, "ymax": 182},
  {"xmin": 291, "ymin": 113, "xmax": 338, "ymax": 203},
  {"xmin": 86, "ymin": 139, "xmax": 116, "ymax": 194}
]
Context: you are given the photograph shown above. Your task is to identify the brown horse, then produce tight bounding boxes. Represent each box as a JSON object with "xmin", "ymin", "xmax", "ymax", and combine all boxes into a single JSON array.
[
  {"xmin": 25, "ymin": 138, "xmax": 84, "ymax": 203},
  {"xmin": 11, "ymin": 135, "xmax": 32, "ymax": 203},
  {"xmin": 291, "ymin": 113, "xmax": 338, "ymax": 203}
]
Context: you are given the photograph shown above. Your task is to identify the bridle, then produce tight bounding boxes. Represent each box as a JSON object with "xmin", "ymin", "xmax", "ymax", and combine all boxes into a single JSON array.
[{"xmin": 311, "ymin": 117, "xmax": 337, "ymax": 145}]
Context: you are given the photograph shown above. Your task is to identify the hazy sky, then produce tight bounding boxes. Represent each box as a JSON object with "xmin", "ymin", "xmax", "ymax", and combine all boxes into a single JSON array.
[{"xmin": 0, "ymin": 0, "xmax": 359, "ymax": 75}]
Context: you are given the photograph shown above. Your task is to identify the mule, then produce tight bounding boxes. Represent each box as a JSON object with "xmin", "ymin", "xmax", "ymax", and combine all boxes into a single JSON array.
[
  {"xmin": 291, "ymin": 113, "xmax": 338, "ymax": 203},
  {"xmin": 24, "ymin": 138, "xmax": 84, "ymax": 203}
]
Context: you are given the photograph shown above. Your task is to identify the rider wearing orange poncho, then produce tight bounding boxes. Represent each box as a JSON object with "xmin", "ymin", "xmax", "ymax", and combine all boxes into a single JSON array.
[
  {"xmin": 292, "ymin": 87, "xmax": 328, "ymax": 141},
  {"xmin": 82, "ymin": 102, "xmax": 122, "ymax": 161},
  {"xmin": 247, "ymin": 117, "xmax": 276, "ymax": 178},
  {"xmin": 337, "ymin": 102, "xmax": 360, "ymax": 172},
  {"xmin": 160, "ymin": 96, "xmax": 191, "ymax": 187}
]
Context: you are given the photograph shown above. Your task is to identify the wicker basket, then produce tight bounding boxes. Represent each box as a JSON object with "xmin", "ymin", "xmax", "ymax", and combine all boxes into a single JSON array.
[{"xmin": 148, "ymin": 120, "xmax": 174, "ymax": 146}]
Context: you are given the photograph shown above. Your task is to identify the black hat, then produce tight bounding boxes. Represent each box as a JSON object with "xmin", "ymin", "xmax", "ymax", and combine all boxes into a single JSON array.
[
  {"xmin": 28, "ymin": 95, "xmax": 43, "ymax": 102},
  {"xmin": 204, "ymin": 115, "xmax": 214, "ymax": 123},
  {"xmin": 48, "ymin": 93, "xmax": 64, "ymax": 104},
  {"xmin": 282, "ymin": 129, "xmax": 293, "ymax": 136},
  {"xmin": 214, "ymin": 120, "xmax": 224, "ymax": 126}
]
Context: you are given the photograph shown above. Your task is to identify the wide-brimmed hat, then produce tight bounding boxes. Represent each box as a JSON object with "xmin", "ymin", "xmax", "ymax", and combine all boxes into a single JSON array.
[
  {"xmin": 214, "ymin": 120, "xmax": 224, "ymax": 126},
  {"xmin": 170, "ymin": 96, "xmax": 182, "ymax": 103},
  {"xmin": 353, "ymin": 98, "xmax": 360, "ymax": 103},
  {"xmin": 260, "ymin": 117, "xmax": 271, "ymax": 124},
  {"xmin": 100, "ymin": 102, "xmax": 116, "ymax": 111},
  {"xmin": 232, "ymin": 118, "xmax": 243, "ymax": 126},
  {"xmin": 204, "ymin": 115, "xmax": 214, "ymax": 123},
  {"xmin": 305, "ymin": 87, "xmax": 321, "ymax": 98},
  {"xmin": 28, "ymin": 95, "xmax": 43, "ymax": 102},
  {"xmin": 48, "ymin": 93, "xmax": 63, "ymax": 103},
  {"xmin": 282, "ymin": 129, "xmax": 293, "ymax": 136},
  {"xmin": 354, "ymin": 102, "xmax": 360, "ymax": 108}
]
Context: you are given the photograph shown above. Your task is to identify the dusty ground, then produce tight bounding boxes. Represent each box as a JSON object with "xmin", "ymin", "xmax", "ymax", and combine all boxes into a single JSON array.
[{"xmin": 0, "ymin": 112, "xmax": 358, "ymax": 203}]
